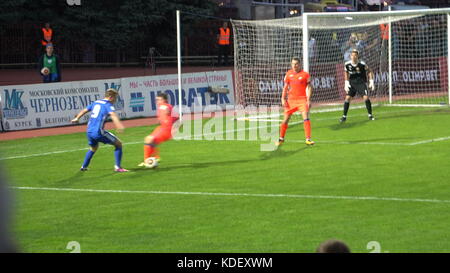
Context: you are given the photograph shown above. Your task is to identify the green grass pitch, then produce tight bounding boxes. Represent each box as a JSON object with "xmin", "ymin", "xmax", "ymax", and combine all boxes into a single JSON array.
[{"xmin": 1, "ymin": 106, "xmax": 450, "ymax": 253}]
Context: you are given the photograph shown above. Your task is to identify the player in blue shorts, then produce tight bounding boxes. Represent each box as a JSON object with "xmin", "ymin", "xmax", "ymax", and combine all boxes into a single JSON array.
[{"xmin": 71, "ymin": 88, "xmax": 128, "ymax": 172}]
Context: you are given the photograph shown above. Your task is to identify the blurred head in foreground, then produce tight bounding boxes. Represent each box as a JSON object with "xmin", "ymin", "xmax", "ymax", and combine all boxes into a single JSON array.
[{"xmin": 316, "ymin": 239, "xmax": 351, "ymax": 253}]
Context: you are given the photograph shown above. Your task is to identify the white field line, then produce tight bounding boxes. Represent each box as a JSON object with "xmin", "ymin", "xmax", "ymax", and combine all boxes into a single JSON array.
[
  {"xmin": 408, "ymin": 136, "xmax": 450, "ymax": 146},
  {"xmin": 234, "ymin": 107, "xmax": 428, "ymax": 122},
  {"xmin": 0, "ymin": 108, "xmax": 447, "ymax": 161},
  {"xmin": 0, "ymin": 148, "xmax": 89, "ymax": 161},
  {"xmin": 236, "ymin": 118, "xmax": 284, "ymax": 122},
  {"xmin": 11, "ymin": 186, "xmax": 450, "ymax": 204},
  {"xmin": 386, "ymin": 104, "xmax": 448, "ymax": 108},
  {"xmin": 240, "ymin": 104, "xmax": 371, "ymax": 120},
  {"xmin": 287, "ymin": 139, "xmax": 411, "ymax": 146},
  {"xmin": 291, "ymin": 137, "xmax": 450, "ymax": 146},
  {"xmin": 0, "ymin": 141, "xmax": 142, "ymax": 161}
]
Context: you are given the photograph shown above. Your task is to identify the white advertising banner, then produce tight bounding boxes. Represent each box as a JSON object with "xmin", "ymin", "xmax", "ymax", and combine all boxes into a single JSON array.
[
  {"xmin": 121, "ymin": 70, "xmax": 235, "ymax": 118},
  {"xmin": 0, "ymin": 70, "xmax": 235, "ymax": 131},
  {"xmin": 0, "ymin": 79, "xmax": 125, "ymax": 131}
]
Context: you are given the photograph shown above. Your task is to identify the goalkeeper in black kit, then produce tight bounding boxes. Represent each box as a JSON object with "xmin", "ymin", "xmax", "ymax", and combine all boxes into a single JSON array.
[{"xmin": 340, "ymin": 49, "xmax": 375, "ymax": 123}]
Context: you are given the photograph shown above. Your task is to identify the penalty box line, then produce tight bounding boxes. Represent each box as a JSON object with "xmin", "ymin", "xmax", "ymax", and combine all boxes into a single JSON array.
[
  {"xmin": 236, "ymin": 104, "xmax": 430, "ymax": 121},
  {"xmin": 11, "ymin": 186, "xmax": 450, "ymax": 204}
]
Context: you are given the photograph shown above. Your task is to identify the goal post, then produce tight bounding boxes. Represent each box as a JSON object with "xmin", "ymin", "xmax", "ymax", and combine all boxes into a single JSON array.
[
  {"xmin": 176, "ymin": 10, "xmax": 183, "ymax": 122},
  {"xmin": 232, "ymin": 8, "xmax": 450, "ymax": 109},
  {"xmin": 448, "ymin": 12, "xmax": 450, "ymax": 105}
]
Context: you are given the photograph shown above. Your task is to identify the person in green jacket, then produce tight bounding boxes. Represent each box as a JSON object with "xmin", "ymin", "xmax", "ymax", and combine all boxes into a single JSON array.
[{"xmin": 38, "ymin": 43, "xmax": 61, "ymax": 83}]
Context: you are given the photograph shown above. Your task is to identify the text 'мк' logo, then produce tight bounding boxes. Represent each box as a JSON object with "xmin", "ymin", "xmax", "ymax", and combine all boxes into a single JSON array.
[{"xmin": 2, "ymin": 89, "xmax": 28, "ymax": 119}]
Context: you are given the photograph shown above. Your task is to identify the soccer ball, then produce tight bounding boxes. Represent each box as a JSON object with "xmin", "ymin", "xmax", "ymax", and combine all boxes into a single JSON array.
[
  {"xmin": 41, "ymin": 67, "xmax": 50, "ymax": 75},
  {"xmin": 144, "ymin": 157, "xmax": 159, "ymax": 168}
]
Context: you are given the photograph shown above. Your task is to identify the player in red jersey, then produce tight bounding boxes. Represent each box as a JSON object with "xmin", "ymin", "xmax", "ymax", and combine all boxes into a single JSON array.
[
  {"xmin": 276, "ymin": 57, "xmax": 314, "ymax": 146},
  {"xmin": 139, "ymin": 93, "xmax": 178, "ymax": 168}
]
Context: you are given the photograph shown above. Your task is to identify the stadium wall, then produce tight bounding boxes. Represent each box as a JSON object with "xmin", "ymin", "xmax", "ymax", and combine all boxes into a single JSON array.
[{"xmin": 0, "ymin": 71, "xmax": 235, "ymax": 131}]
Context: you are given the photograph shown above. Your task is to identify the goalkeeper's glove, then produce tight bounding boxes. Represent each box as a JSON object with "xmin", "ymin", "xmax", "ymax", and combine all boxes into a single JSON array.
[
  {"xmin": 369, "ymin": 79, "xmax": 375, "ymax": 91},
  {"xmin": 344, "ymin": 80, "xmax": 351, "ymax": 93}
]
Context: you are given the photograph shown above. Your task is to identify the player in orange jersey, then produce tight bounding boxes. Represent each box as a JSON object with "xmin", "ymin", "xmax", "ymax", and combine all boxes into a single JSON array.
[
  {"xmin": 276, "ymin": 57, "xmax": 314, "ymax": 147},
  {"xmin": 139, "ymin": 93, "xmax": 178, "ymax": 168}
]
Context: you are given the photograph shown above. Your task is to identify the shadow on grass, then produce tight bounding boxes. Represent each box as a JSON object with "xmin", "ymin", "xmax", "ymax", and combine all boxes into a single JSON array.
[
  {"xmin": 126, "ymin": 146, "xmax": 308, "ymax": 174},
  {"xmin": 259, "ymin": 146, "xmax": 309, "ymax": 160},
  {"xmin": 47, "ymin": 146, "xmax": 308, "ymax": 184},
  {"xmin": 52, "ymin": 168, "xmax": 126, "ymax": 186},
  {"xmin": 328, "ymin": 119, "xmax": 370, "ymax": 131}
]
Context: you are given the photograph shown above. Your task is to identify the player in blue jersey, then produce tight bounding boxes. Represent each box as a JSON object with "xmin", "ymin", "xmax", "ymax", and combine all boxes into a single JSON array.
[{"xmin": 71, "ymin": 88, "xmax": 128, "ymax": 172}]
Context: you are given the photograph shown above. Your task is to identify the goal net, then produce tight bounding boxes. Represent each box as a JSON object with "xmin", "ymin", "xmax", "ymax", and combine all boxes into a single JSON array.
[{"xmin": 232, "ymin": 9, "xmax": 450, "ymax": 110}]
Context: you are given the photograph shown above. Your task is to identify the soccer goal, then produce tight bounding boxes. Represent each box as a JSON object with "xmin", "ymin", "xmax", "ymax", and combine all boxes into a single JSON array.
[{"xmin": 231, "ymin": 8, "xmax": 450, "ymax": 109}]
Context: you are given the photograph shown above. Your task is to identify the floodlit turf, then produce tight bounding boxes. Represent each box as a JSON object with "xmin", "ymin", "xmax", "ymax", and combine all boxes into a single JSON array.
[{"xmin": 1, "ymin": 106, "xmax": 450, "ymax": 253}]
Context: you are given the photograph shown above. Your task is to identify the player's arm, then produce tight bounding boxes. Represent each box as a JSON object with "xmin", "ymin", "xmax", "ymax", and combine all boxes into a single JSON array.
[
  {"xmin": 109, "ymin": 112, "xmax": 125, "ymax": 133},
  {"xmin": 366, "ymin": 65, "xmax": 375, "ymax": 90},
  {"xmin": 306, "ymin": 79, "xmax": 313, "ymax": 106},
  {"xmin": 344, "ymin": 71, "xmax": 351, "ymax": 93},
  {"xmin": 281, "ymin": 83, "xmax": 289, "ymax": 106},
  {"xmin": 71, "ymin": 108, "xmax": 89, "ymax": 123}
]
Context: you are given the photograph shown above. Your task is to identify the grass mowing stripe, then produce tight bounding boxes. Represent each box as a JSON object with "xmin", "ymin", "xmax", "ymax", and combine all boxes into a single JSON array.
[{"xmin": 12, "ymin": 186, "xmax": 450, "ymax": 204}]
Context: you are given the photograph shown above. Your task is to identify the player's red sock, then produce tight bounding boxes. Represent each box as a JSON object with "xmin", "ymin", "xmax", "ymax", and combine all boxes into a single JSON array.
[
  {"xmin": 303, "ymin": 119, "xmax": 311, "ymax": 139},
  {"xmin": 154, "ymin": 148, "xmax": 160, "ymax": 159},
  {"xmin": 144, "ymin": 144, "xmax": 155, "ymax": 160},
  {"xmin": 280, "ymin": 123, "xmax": 288, "ymax": 139}
]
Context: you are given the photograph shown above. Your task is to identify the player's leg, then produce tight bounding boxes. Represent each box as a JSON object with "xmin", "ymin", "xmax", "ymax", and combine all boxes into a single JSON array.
[
  {"xmin": 143, "ymin": 126, "xmax": 162, "ymax": 162},
  {"xmin": 143, "ymin": 135, "xmax": 157, "ymax": 160},
  {"xmin": 340, "ymin": 94, "xmax": 353, "ymax": 123},
  {"xmin": 276, "ymin": 111, "xmax": 293, "ymax": 146},
  {"xmin": 152, "ymin": 131, "xmax": 172, "ymax": 160},
  {"xmin": 102, "ymin": 131, "xmax": 128, "ymax": 172},
  {"xmin": 81, "ymin": 144, "xmax": 98, "ymax": 171},
  {"xmin": 141, "ymin": 133, "xmax": 167, "ymax": 168},
  {"xmin": 143, "ymin": 127, "xmax": 172, "ymax": 160},
  {"xmin": 363, "ymin": 94, "xmax": 374, "ymax": 120},
  {"xmin": 81, "ymin": 134, "xmax": 99, "ymax": 171},
  {"xmin": 112, "ymin": 140, "xmax": 128, "ymax": 172},
  {"xmin": 301, "ymin": 105, "xmax": 314, "ymax": 145}
]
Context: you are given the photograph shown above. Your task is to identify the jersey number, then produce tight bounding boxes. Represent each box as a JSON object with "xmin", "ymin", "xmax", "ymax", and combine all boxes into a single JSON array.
[{"xmin": 91, "ymin": 104, "xmax": 101, "ymax": 118}]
